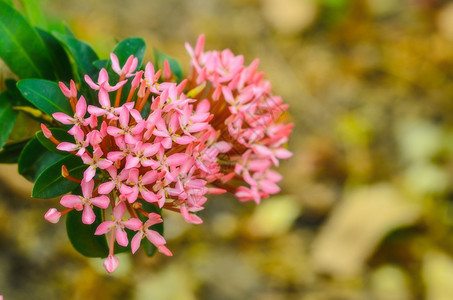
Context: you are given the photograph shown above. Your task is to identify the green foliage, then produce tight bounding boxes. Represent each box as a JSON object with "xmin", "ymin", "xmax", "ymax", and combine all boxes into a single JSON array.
[
  {"xmin": 17, "ymin": 79, "xmax": 73, "ymax": 116},
  {"xmin": 18, "ymin": 137, "xmax": 61, "ymax": 181},
  {"xmin": 20, "ymin": 0, "xmax": 48, "ymax": 29},
  {"xmin": 111, "ymin": 37, "xmax": 146, "ymax": 71},
  {"xmin": 0, "ymin": 92, "xmax": 18, "ymax": 149},
  {"xmin": 52, "ymin": 31, "xmax": 99, "ymax": 82},
  {"xmin": 0, "ymin": 1, "xmax": 54, "ymax": 79},
  {"xmin": 32, "ymin": 154, "xmax": 85, "ymax": 198},
  {"xmin": 66, "ymin": 206, "xmax": 109, "ymax": 257},
  {"xmin": 35, "ymin": 128, "xmax": 74, "ymax": 155},
  {"xmin": 0, "ymin": 139, "xmax": 29, "ymax": 163},
  {"xmin": 36, "ymin": 28, "xmax": 73, "ymax": 82},
  {"xmin": 154, "ymin": 49, "xmax": 183, "ymax": 82}
]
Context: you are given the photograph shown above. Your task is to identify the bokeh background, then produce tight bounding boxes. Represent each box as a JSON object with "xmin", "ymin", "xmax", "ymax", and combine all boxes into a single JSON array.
[{"xmin": 2, "ymin": 0, "xmax": 453, "ymax": 299}]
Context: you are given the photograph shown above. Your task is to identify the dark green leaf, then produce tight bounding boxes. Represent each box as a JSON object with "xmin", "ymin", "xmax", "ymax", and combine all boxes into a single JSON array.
[
  {"xmin": 0, "ymin": 1, "xmax": 54, "ymax": 79},
  {"xmin": 66, "ymin": 206, "xmax": 109, "ymax": 257},
  {"xmin": 5, "ymin": 79, "xmax": 33, "ymax": 107},
  {"xmin": 0, "ymin": 92, "xmax": 18, "ymax": 149},
  {"xmin": 17, "ymin": 79, "xmax": 73, "ymax": 116},
  {"xmin": 153, "ymin": 49, "xmax": 183, "ymax": 82},
  {"xmin": 18, "ymin": 137, "xmax": 61, "ymax": 181},
  {"xmin": 52, "ymin": 31, "xmax": 99, "ymax": 80},
  {"xmin": 0, "ymin": 139, "xmax": 29, "ymax": 163},
  {"xmin": 36, "ymin": 28, "xmax": 73, "ymax": 82},
  {"xmin": 32, "ymin": 154, "xmax": 85, "ymax": 198},
  {"xmin": 93, "ymin": 59, "xmax": 108, "ymax": 70},
  {"xmin": 36, "ymin": 128, "xmax": 74, "ymax": 155}
]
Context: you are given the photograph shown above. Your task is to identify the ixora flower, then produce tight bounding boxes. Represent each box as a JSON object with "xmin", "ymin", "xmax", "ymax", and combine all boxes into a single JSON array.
[{"xmin": 42, "ymin": 35, "xmax": 292, "ymax": 273}]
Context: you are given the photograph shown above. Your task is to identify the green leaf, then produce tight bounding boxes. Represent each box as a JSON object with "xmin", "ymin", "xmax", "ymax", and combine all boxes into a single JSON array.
[
  {"xmin": 0, "ymin": 92, "xmax": 18, "ymax": 149},
  {"xmin": 0, "ymin": 0, "xmax": 13, "ymax": 7},
  {"xmin": 18, "ymin": 137, "xmax": 61, "ymax": 181},
  {"xmin": 17, "ymin": 79, "xmax": 73, "ymax": 116},
  {"xmin": 36, "ymin": 128, "xmax": 73, "ymax": 155},
  {"xmin": 5, "ymin": 79, "xmax": 33, "ymax": 107},
  {"xmin": 111, "ymin": 37, "xmax": 146, "ymax": 71},
  {"xmin": 0, "ymin": 1, "xmax": 54, "ymax": 79},
  {"xmin": 36, "ymin": 28, "xmax": 73, "ymax": 82},
  {"xmin": 0, "ymin": 139, "xmax": 29, "ymax": 163},
  {"xmin": 52, "ymin": 31, "xmax": 99, "ymax": 80},
  {"xmin": 32, "ymin": 154, "xmax": 85, "ymax": 198},
  {"xmin": 20, "ymin": 0, "xmax": 48, "ymax": 29},
  {"xmin": 93, "ymin": 59, "xmax": 108, "ymax": 70},
  {"xmin": 153, "ymin": 49, "xmax": 183, "ymax": 82},
  {"xmin": 66, "ymin": 206, "xmax": 109, "ymax": 257}
]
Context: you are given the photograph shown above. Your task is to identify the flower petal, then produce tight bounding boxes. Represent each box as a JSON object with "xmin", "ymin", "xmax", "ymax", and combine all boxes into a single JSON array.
[
  {"xmin": 82, "ymin": 204, "xmax": 96, "ymax": 224},
  {"xmin": 91, "ymin": 195, "xmax": 110, "ymax": 209},
  {"xmin": 60, "ymin": 194, "xmax": 82, "ymax": 208},
  {"xmin": 94, "ymin": 221, "xmax": 114, "ymax": 235}
]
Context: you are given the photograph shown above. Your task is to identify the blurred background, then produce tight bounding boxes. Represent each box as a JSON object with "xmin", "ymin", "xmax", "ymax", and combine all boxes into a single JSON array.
[{"xmin": 2, "ymin": 0, "xmax": 453, "ymax": 299}]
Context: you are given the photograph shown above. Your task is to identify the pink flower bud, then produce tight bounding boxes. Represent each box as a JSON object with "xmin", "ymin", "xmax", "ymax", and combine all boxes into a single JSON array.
[
  {"xmin": 103, "ymin": 254, "xmax": 119, "ymax": 273},
  {"xmin": 163, "ymin": 60, "xmax": 171, "ymax": 80},
  {"xmin": 40, "ymin": 123, "xmax": 52, "ymax": 139},
  {"xmin": 58, "ymin": 80, "xmax": 77, "ymax": 98},
  {"xmin": 44, "ymin": 208, "xmax": 61, "ymax": 224}
]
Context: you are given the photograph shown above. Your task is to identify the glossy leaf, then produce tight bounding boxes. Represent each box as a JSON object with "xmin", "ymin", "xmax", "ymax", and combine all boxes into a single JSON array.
[
  {"xmin": 5, "ymin": 79, "xmax": 33, "ymax": 107},
  {"xmin": 93, "ymin": 59, "xmax": 108, "ymax": 71},
  {"xmin": 36, "ymin": 128, "xmax": 74, "ymax": 155},
  {"xmin": 32, "ymin": 154, "xmax": 85, "ymax": 198},
  {"xmin": 0, "ymin": 1, "xmax": 54, "ymax": 79},
  {"xmin": 154, "ymin": 49, "xmax": 183, "ymax": 82},
  {"xmin": 0, "ymin": 92, "xmax": 18, "ymax": 149},
  {"xmin": 0, "ymin": 139, "xmax": 29, "ymax": 163},
  {"xmin": 52, "ymin": 31, "xmax": 99, "ymax": 80},
  {"xmin": 18, "ymin": 137, "xmax": 61, "ymax": 181},
  {"xmin": 66, "ymin": 206, "xmax": 109, "ymax": 257},
  {"xmin": 17, "ymin": 79, "xmax": 73, "ymax": 116},
  {"xmin": 21, "ymin": 0, "xmax": 48, "ymax": 29},
  {"xmin": 36, "ymin": 28, "xmax": 73, "ymax": 82}
]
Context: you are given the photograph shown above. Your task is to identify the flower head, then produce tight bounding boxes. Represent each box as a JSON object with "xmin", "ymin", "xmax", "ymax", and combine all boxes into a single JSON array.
[{"xmin": 42, "ymin": 35, "xmax": 291, "ymax": 273}]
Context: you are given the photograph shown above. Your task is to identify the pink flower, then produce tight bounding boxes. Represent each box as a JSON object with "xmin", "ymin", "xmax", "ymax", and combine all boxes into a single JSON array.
[
  {"xmin": 110, "ymin": 53, "xmax": 138, "ymax": 77},
  {"xmin": 81, "ymin": 148, "xmax": 113, "ymax": 182},
  {"xmin": 44, "ymin": 208, "xmax": 61, "ymax": 223},
  {"xmin": 84, "ymin": 68, "xmax": 126, "ymax": 92},
  {"xmin": 98, "ymin": 166, "xmax": 132, "ymax": 196},
  {"xmin": 53, "ymin": 96, "xmax": 88, "ymax": 129},
  {"xmin": 107, "ymin": 105, "xmax": 145, "ymax": 145},
  {"xmin": 60, "ymin": 180, "xmax": 110, "ymax": 224},
  {"xmin": 131, "ymin": 212, "xmax": 172, "ymax": 256},
  {"xmin": 95, "ymin": 201, "xmax": 142, "ymax": 247},
  {"xmin": 125, "ymin": 168, "xmax": 160, "ymax": 204},
  {"xmin": 103, "ymin": 254, "xmax": 119, "ymax": 273},
  {"xmin": 59, "ymin": 80, "xmax": 77, "ymax": 98}
]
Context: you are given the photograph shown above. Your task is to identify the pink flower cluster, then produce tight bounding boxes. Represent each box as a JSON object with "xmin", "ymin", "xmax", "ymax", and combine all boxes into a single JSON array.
[
  {"xmin": 43, "ymin": 35, "xmax": 292, "ymax": 273},
  {"xmin": 185, "ymin": 35, "xmax": 293, "ymax": 203}
]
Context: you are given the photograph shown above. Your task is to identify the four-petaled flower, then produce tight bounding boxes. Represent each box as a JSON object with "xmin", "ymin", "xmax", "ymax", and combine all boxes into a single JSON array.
[{"xmin": 60, "ymin": 180, "xmax": 110, "ymax": 224}]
